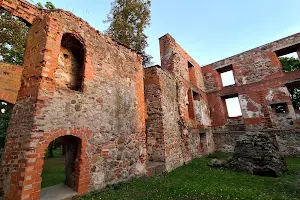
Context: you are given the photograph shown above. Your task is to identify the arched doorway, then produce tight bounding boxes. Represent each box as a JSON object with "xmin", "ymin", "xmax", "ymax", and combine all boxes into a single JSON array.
[{"xmin": 40, "ymin": 135, "xmax": 81, "ymax": 199}]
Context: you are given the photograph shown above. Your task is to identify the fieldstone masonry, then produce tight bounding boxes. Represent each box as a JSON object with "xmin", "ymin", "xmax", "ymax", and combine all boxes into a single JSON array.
[
  {"xmin": 0, "ymin": 0, "xmax": 300, "ymax": 199},
  {"xmin": 230, "ymin": 132, "xmax": 287, "ymax": 177}
]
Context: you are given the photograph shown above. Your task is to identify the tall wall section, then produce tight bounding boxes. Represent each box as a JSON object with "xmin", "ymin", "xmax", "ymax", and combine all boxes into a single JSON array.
[
  {"xmin": 202, "ymin": 33, "xmax": 300, "ymax": 155},
  {"xmin": 144, "ymin": 34, "xmax": 214, "ymax": 172},
  {"xmin": 0, "ymin": 1, "xmax": 146, "ymax": 199}
]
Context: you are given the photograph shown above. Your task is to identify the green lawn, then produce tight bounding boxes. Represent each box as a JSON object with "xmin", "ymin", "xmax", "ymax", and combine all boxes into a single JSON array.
[
  {"xmin": 78, "ymin": 153, "xmax": 300, "ymax": 200},
  {"xmin": 41, "ymin": 148, "xmax": 65, "ymax": 188}
]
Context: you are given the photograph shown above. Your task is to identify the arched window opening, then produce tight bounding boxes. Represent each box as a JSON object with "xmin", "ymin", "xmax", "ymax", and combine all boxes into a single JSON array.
[
  {"xmin": 56, "ymin": 34, "xmax": 85, "ymax": 91},
  {"xmin": 41, "ymin": 135, "xmax": 81, "ymax": 199}
]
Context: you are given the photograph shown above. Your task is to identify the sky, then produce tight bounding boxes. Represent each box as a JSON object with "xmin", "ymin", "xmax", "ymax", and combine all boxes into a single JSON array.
[
  {"xmin": 35, "ymin": 0, "xmax": 300, "ymax": 66},
  {"xmin": 34, "ymin": 0, "xmax": 300, "ymax": 117}
]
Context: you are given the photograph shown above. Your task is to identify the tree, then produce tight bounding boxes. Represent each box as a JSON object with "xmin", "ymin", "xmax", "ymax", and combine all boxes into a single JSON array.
[
  {"xmin": 0, "ymin": 2, "xmax": 56, "ymax": 66},
  {"xmin": 0, "ymin": 9, "xmax": 29, "ymax": 65},
  {"xmin": 36, "ymin": 1, "xmax": 56, "ymax": 10},
  {"xmin": 280, "ymin": 57, "xmax": 300, "ymax": 110},
  {"xmin": 280, "ymin": 57, "xmax": 300, "ymax": 72},
  {"xmin": 104, "ymin": 0, "xmax": 153, "ymax": 67}
]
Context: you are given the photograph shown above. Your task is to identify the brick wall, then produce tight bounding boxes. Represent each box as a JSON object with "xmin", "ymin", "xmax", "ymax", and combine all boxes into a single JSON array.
[
  {"xmin": 0, "ymin": 6, "xmax": 146, "ymax": 200},
  {"xmin": 144, "ymin": 66, "xmax": 214, "ymax": 172},
  {"xmin": 0, "ymin": 63, "xmax": 22, "ymax": 104},
  {"xmin": 144, "ymin": 67, "xmax": 165, "ymax": 162},
  {"xmin": 202, "ymin": 33, "xmax": 300, "ymax": 154},
  {"xmin": 0, "ymin": 0, "xmax": 39, "ymax": 25},
  {"xmin": 1, "ymin": 0, "xmax": 300, "ymax": 199},
  {"xmin": 143, "ymin": 34, "xmax": 214, "ymax": 172},
  {"xmin": 203, "ymin": 33, "xmax": 300, "ymax": 129}
]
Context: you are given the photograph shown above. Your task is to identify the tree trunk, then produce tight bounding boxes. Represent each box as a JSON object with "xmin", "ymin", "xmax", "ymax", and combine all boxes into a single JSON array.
[
  {"xmin": 62, "ymin": 143, "xmax": 66, "ymax": 156},
  {"xmin": 48, "ymin": 141, "xmax": 54, "ymax": 158},
  {"xmin": 0, "ymin": 139, "xmax": 4, "ymax": 149}
]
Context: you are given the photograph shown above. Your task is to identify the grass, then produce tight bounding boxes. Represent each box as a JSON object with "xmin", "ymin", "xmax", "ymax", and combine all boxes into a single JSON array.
[
  {"xmin": 41, "ymin": 148, "xmax": 65, "ymax": 188},
  {"xmin": 78, "ymin": 153, "xmax": 300, "ymax": 200}
]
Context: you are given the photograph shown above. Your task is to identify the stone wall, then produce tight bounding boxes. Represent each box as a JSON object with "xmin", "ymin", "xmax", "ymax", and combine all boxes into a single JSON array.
[
  {"xmin": 143, "ymin": 34, "xmax": 214, "ymax": 173},
  {"xmin": 159, "ymin": 68, "xmax": 184, "ymax": 171},
  {"xmin": 144, "ymin": 65, "xmax": 214, "ymax": 172},
  {"xmin": 144, "ymin": 67, "xmax": 165, "ymax": 162},
  {"xmin": 202, "ymin": 33, "xmax": 300, "ymax": 129},
  {"xmin": 1, "ymin": 0, "xmax": 300, "ymax": 199},
  {"xmin": 203, "ymin": 33, "xmax": 300, "ymax": 156},
  {"xmin": 0, "ymin": 5, "xmax": 145, "ymax": 200},
  {"xmin": 214, "ymin": 130, "xmax": 300, "ymax": 156}
]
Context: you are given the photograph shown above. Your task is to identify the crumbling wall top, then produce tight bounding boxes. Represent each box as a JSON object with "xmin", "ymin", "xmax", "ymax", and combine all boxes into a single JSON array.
[
  {"xmin": 0, "ymin": 0, "xmax": 39, "ymax": 25},
  {"xmin": 204, "ymin": 32, "xmax": 300, "ymax": 70}
]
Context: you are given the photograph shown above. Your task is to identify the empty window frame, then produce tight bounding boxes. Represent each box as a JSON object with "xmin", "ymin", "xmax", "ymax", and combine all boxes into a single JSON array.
[
  {"xmin": 188, "ymin": 61, "xmax": 196, "ymax": 85},
  {"xmin": 223, "ymin": 94, "xmax": 242, "ymax": 118},
  {"xmin": 286, "ymin": 81, "xmax": 300, "ymax": 111},
  {"xmin": 271, "ymin": 103, "xmax": 288, "ymax": 114},
  {"xmin": 187, "ymin": 89, "xmax": 195, "ymax": 119},
  {"xmin": 217, "ymin": 64, "xmax": 235, "ymax": 87},
  {"xmin": 275, "ymin": 43, "xmax": 300, "ymax": 72},
  {"xmin": 193, "ymin": 91, "xmax": 201, "ymax": 101},
  {"xmin": 193, "ymin": 91, "xmax": 203, "ymax": 123}
]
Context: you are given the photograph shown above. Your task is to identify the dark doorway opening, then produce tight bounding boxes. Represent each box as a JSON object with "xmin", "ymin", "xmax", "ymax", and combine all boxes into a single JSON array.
[{"xmin": 41, "ymin": 136, "xmax": 80, "ymax": 190}]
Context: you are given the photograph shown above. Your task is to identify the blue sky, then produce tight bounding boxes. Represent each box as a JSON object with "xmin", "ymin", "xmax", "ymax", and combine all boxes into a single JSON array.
[{"xmin": 35, "ymin": 0, "xmax": 300, "ymax": 66}]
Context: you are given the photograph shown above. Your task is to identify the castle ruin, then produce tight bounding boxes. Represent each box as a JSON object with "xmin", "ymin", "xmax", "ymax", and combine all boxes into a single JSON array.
[{"xmin": 0, "ymin": 0, "xmax": 300, "ymax": 199}]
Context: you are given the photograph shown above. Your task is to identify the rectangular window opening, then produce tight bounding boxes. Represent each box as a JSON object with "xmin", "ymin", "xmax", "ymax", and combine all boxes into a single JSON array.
[
  {"xmin": 271, "ymin": 103, "xmax": 288, "ymax": 114},
  {"xmin": 193, "ymin": 91, "xmax": 202, "ymax": 123},
  {"xmin": 193, "ymin": 91, "xmax": 201, "ymax": 101},
  {"xmin": 187, "ymin": 89, "xmax": 195, "ymax": 119},
  {"xmin": 188, "ymin": 61, "xmax": 194, "ymax": 68},
  {"xmin": 275, "ymin": 43, "xmax": 300, "ymax": 73},
  {"xmin": 188, "ymin": 61, "xmax": 197, "ymax": 86},
  {"xmin": 217, "ymin": 65, "xmax": 235, "ymax": 87},
  {"xmin": 223, "ymin": 95, "xmax": 242, "ymax": 118},
  {"xmin": 286, "ymin": 82, "xmax": 300, "ymax": 112}
]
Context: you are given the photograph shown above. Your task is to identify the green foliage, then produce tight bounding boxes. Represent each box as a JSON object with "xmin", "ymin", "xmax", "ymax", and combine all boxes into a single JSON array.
[
  {"xmin": 35, "ymin": 2, "xmax": 44, "ymax": 9},
  {"xmin": 280, "ymin": 57, "xmax": 300, "ymax": 110},
  {"xmin": 41, "ymin": 157, "xmax": 65, "ymax": 188},
  {"xmin": 280, "ymin": 57, "xmax": 300, "ymax": 72},
  {"xmin": 44, "ymin": 2, "xmax": 56, "ymax": 10},
  {"xmin": 104, "ymin": 0, "xmax": 153, "ymax": 67},
  {"xmin": 36, "ymin": 2, "xmax": 56, "ymax": 10},
  {"xmin": 0, "ymin": 101, "xmax": 14, "ymax": 161},
  {"xmin": 0, "ymin": 2, "xmax": 56, "ymax": 65},
  {"xmin": 2, "ymin": 48, "xmax": 24, "ymax": 65},
  {"xmin": 78, "ymin": 154, "xmax": 300, "ymax": 200},
  {"xmin": 0, "ymin": 9, "xmax": 29, "ymax": 65},
  {"xmin": 45, "ymin": 146, "xmax": 63, "ymax": 158}
]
